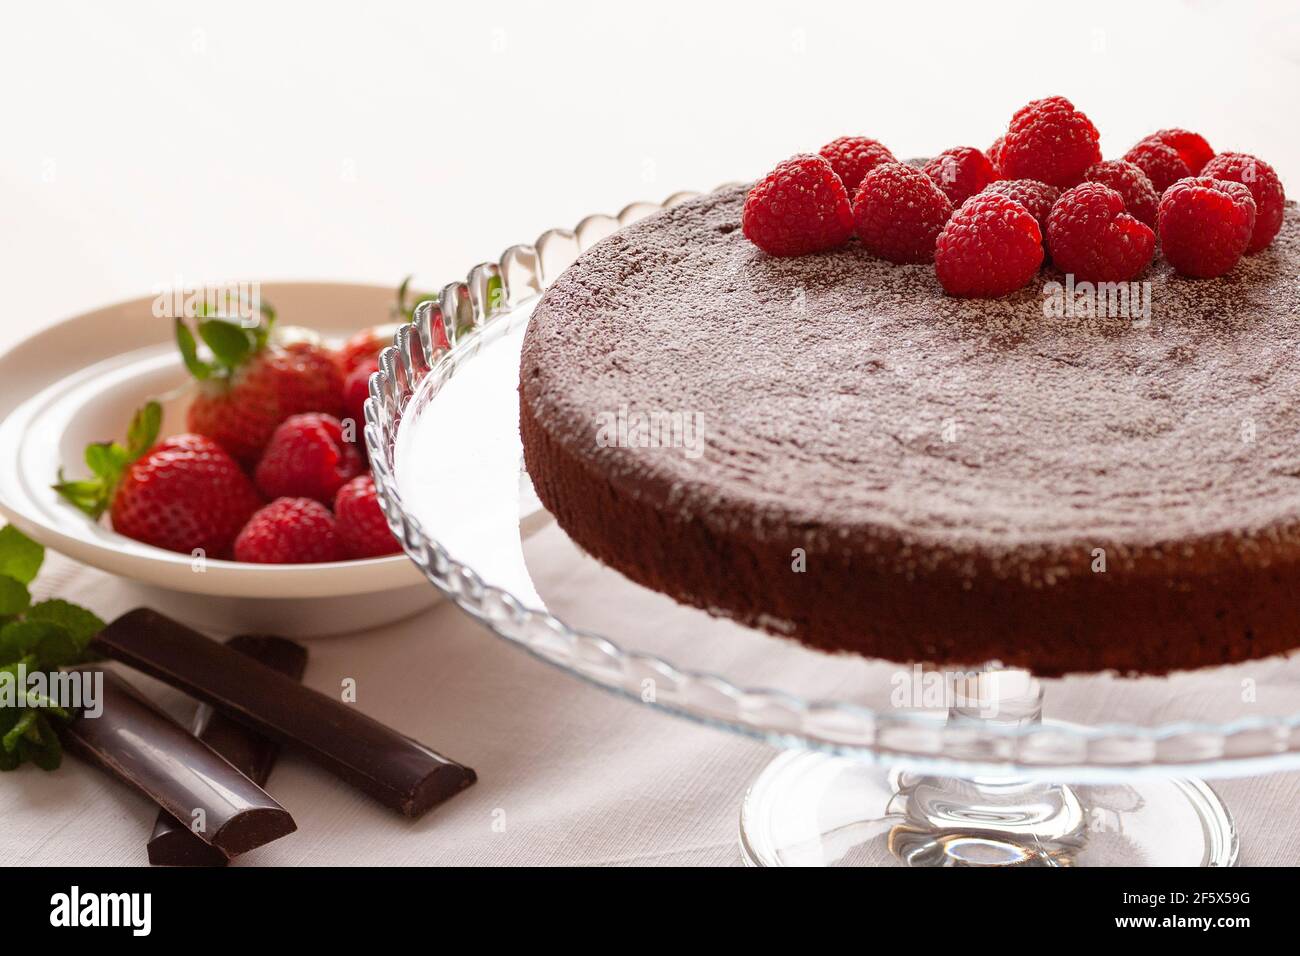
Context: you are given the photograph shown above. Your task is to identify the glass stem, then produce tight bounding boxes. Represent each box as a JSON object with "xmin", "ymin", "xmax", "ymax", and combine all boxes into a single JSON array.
[{"xmin": 885, "ymin": 664, "xmax": 1086, "ymax": 866}]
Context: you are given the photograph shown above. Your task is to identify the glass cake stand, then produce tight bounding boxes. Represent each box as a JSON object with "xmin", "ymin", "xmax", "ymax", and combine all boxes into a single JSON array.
[{"xmin": 365, "ymin": 195, "xmax": 1300, "ymax": 867}]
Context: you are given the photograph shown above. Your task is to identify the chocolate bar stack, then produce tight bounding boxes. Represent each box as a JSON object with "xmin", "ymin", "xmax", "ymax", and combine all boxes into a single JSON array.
[{"xmin": 61, "ymin": 608, "xmax": 475, "ymax": 866}]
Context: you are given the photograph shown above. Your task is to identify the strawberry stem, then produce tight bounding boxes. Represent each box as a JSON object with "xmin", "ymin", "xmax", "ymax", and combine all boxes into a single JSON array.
[
  {"xmin": 174, "ymin": 300, "xmax": 277, "ymax": 382},
  {"xmin": 53, "ymin": 401, "xmax": 162, "ymax": 519}
]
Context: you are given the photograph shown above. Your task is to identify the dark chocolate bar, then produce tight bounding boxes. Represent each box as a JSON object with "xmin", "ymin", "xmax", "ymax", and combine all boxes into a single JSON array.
[
  {"xmin": 61, "ymin": 667, "xmax": 296, "ymax": 857},
  {"xmin": 147, "ymin": 635, "xmax": 309, "ymax": 867},
  {"xmin": 94, "ymin": 609, "xmax": 476, "ymax": 818}
]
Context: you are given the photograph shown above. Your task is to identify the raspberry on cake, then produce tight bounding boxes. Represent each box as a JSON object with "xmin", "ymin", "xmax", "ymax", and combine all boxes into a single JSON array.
[
  {"xmin": 1158, "ymin": 176, "xmax": 1257, "ymax": 278},
  {"xmin": 818, "ymin": 136, "xmax": 896, "ymax": 194},
  {"xmin": 980, "ymin": 179, "xmax": 1060, "ymax": 239},
  {"xmin": 852, "ymin": 162, "xmax": 953, "ymax": 264},
  {"xmin": 1082, "ymin": 160, "xmax": 1160, "ymax": 229},
  {"xmin": 1123, "ymin": 138, "xmax": 1192, "ymax": 194},
  {"xmin": 1143, "ymin": 128, "xmax": 1215, "ymax": 174},
  {"xmin": 999, "ymin": 96, "xmax": 1102, "ymax": 188},
  {"xmin": 742, "ymin": 154, "xmax": 855, "ymax": 257},
  {"xmin": 1046, "ymin": 183, "xmax": 1155, "ymax": 283},
  {"xmin": 934, "ymin": 192, "xmax": 1044, "ymax": 297},
  {"xmin": 922, "ymin": 147, "xmax": 998, "ymax": 205},
  {"xmin": 1201, "ymin": 152, "xmax": 1286, "ymax": 252}
]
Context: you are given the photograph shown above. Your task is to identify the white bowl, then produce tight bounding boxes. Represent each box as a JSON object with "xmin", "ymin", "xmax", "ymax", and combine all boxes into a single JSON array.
[{"xmin": 0, "ymin": 282, "xmax": 439, "ymax": 636}]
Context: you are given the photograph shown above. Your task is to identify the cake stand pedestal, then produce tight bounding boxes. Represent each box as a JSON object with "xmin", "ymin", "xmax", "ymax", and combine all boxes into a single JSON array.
[
  {"xmin": 739, "ymin": 669, "xmax": 1237, "ymax": 866},
  {"xmin": 366, "ymin": 194, "xmax": 1299, "ymax": 870}
]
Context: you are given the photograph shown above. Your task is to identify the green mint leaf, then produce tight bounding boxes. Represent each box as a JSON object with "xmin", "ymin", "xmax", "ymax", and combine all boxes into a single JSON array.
[
  {"xmin": 0, "ymin": 619, "xmax": 60, "ymax": 659},
  {"xmin": 126, "ymin": 401, "xmax": 162, "ymax": 459},
  {"xmin": 26, "ymin": 716, "xmax": 63, "ymax": 771},
  {"xmin": 175, "ymin": 318, "xmax": 212, "ymax": 380},
  {"xmin": 24, "ymin": 691, "xmax": 70, "ymax": 720},
  {"xmin": 0, "ymin": 655, "xmax": 39, "ymax": 680},
  {"xmin": 0, "ymin": 707, "xmax": 18, "ymax": 770},
  {"xmin": 33, "ymin": 623, "xmax": 80, "ymax": 668},
  {"xmin": 0, "ymin": 526, "xmax": 44, "ymax": 585},
  {"xmin": 197, "ymin": 318, "xmax": 253, "ymax": 370},
  {"xmin": 0, "ymin": 576, "xmax": 31, "ymax": 618},
  {"xmin": 27, "ymin": 600, "xmax": 105, "ymax": 649},
  {"xmin": 2, "ymin": 709, "xmax": 36, "ymax": 754}
]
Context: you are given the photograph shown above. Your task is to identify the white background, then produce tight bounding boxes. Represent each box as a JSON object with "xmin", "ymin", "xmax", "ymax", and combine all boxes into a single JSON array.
[
  {"xmin": 2, "ymin": 0, "xmax": 1298, "ymax": 351},
  {"xmin": 1, "ymin": 1, "xmax": 1298, "ymax": 867}
]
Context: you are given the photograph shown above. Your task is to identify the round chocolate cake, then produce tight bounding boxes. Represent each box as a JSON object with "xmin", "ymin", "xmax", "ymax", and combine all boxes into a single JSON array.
[{"xmin": 519, "ymin": 185, "xmax": 1300, "ymax": 676}]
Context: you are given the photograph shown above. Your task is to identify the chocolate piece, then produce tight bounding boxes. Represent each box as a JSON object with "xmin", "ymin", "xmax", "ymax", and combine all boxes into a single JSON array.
[
  {"xmin": 61, "ymin": 667, "xmax": 296, "ymax": 856},
  {"xmin": 147, "ymin": 635, "xmax": 308, "ymax": 867},
  {"xmin": 94, "ymin": 609, "xmax": 476, "ymax": 817},
  {"xmin": 520, "ymin": 185, "xmax": 1300, "ymax": 676}
]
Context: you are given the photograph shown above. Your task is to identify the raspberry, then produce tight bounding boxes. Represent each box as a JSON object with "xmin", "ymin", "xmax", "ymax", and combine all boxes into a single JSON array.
[
  {"xmin": 818, "ymin": 136, "xmax": 896, "ymax": 194},
  {"xmin": 852, "ymin": 163, "xmax": 953, "ymax": 264},
  {"xmin": 1081, "ymin": 160, "xmax": 1160, "ymax": 229},
  {"xmin": 334, "ymin": 475, "xmax": 400, "ymax": 559},
  {"xmin": 1157, "ymin": 177, "xmax": 1256, "ymax": 278},
  {"xmin": 934, "ymin": 193, "xmax": 1044, "ymax": 298},
  {"xmin": 1000, "ymin": 96, "xmax": 1102, "ymax": 188},
  {"xmin": 1046, "ymin": 183, "xmax": 1156, "ymax": 283},
  {"xmin": 988, "ymin": 136, "xmax": 1006, "ymax": 176},
  {"xmin": 1144, "ymin": 128, "xmax": 1214, "ymax": 174},
  {"xmin": 254, "ymin": 413, "xmax": 364, "ymax": 504},
  {"xmin": 1123, "ymin": 139, "xmax": 1191, "ymax": 195},
  {"xmin": 1201, "ymin": 152, "xmax": 1285, "ymax": 253},
  {"xmin": 343, "ymin": 356, "xmax": 379, "ymax": 445},
  {"xmin": 742, "ymin": 154, "xmax": 855, "ymax": 257},
  {"xmin": 980, "ymin": 179, "xmax": 1061, "ymax": 239},
  {"xmin": 234, "ymin": 497, "xmax": 347, "ymax": 564},
  {"xmin": 922, "ymin": 147, "xmax": 998, "ymax": 205}
]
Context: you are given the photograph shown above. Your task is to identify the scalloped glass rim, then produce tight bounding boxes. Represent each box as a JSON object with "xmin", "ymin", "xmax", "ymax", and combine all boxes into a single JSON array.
[{"xmin": 363, "ymin": 192, "xmax": 1300, "ymax": 783}]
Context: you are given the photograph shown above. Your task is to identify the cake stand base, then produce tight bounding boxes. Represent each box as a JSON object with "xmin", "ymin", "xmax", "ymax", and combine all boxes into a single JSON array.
[{"xmin": 739, "ymin": 750, "xmax": 1238, "ymax": 867}]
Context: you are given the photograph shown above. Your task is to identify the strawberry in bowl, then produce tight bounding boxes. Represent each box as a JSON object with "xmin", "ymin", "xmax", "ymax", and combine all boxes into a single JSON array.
[
  {"xmin": 175, "ymin": 306, "xmax": 344, "ymax": 466},
  {"xmin": 56, "ymin": 305, "xmax": 404, "ymax": 569},
  {"xmin": 0, "ymin": 282, "xmax": 455, "ymax": 636},
  {"xmin": 54, "ymin": 402, "xmax": 261, "ymax": 558}
]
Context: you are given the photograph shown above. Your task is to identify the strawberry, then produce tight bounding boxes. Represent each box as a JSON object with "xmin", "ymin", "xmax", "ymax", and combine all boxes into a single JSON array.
[
  {"xmin": 343, "ymin": 356, "xmax": 380, "ymax": 443},
  {"xmin": 254, "ymin": 413, "xmax": 364, "ymax": 503},
  {"xmin": 54, "ymin": 402, "xmax": 261, "ymax": 557},
  {"xmin": 176, "ymin": 305, "xmax": 343, "ymax": 465},
  {"xmin": 333, "ymin": 475, "xmax": 400, "ymax": 558},
  {"xmin": 336, "ymin": 324, "xmax": 399, "ymax": 377},
  {"xmin": 234, "ymin": 497, "xmax": 347, "ymax": 564}
]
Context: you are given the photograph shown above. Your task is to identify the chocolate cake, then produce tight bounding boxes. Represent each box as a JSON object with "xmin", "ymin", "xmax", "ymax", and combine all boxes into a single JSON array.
[{"xmin": 518, "ymin": 185, "xmax": 1300, "ymax": 676}]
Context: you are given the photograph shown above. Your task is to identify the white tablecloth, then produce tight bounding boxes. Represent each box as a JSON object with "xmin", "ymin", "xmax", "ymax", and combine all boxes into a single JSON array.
[{"xmin": 2, "ymin": 543, "xmax": 1297, "ymax": 867}]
